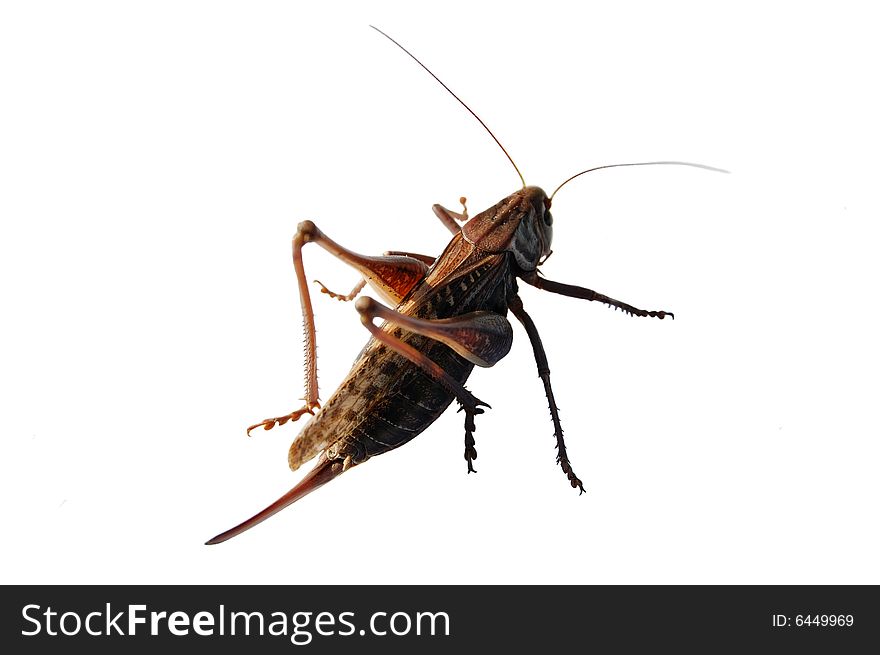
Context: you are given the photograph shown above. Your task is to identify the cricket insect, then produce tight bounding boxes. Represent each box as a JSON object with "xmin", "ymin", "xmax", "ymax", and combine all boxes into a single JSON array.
[{"xmin": 206, "ymin": 27, "xmax": 725, "ymax": 544}]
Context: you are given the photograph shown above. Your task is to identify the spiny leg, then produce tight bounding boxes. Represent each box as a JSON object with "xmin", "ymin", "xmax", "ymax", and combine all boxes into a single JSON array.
[
  {"xmin": 247, "ymin": 223, "xmax": 321, "ymax": 436},
  {"xmin": 509, "ymin": 295, "xmax": 584, "ymax": 493},
  {"xmin": 247, "ymin": 221, "xmax": 433, "ymax": 436},
  {"xmin": 355, "ymin": 295, "xmax": 514, "ymax": 473},
  {"xmin": 432, "ymin": 196, "xmax": 469, "ymax": 234},
  {"xmin": 524, "ymin": 274, "xmax": 674, "ymax": 319}
]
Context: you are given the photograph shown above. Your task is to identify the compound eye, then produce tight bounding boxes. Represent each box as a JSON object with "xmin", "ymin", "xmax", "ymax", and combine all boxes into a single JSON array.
[{"xmin": 543, "ymin": 211, "xmax": 553, "ymax": 226}]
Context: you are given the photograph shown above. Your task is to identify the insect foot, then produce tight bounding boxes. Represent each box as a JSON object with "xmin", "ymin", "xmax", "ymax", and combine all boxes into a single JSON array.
[
  {"xmin": 246, "ymin": 402, "xmax": 320, "ymax": 437},
  {"xmin": 557, "ymin": 446, "xmax": 585, "ymax": 494},
  {"xmin": 457, "ymin": 394, "xmax": 490, "ymax": 474},
  {"xmin": 314, "ymin": 277, "xmax": 367, "ymax": 302}
]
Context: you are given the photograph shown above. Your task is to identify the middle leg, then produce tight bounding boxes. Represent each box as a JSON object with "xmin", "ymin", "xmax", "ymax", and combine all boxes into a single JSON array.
[{"xmin": 355, "ymin": 295, "xmax": 514, "ymax": 473}]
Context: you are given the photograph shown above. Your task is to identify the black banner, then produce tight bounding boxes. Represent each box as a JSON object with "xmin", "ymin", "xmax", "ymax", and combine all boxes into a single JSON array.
[{"xmin": 2, "ymin": 586, "xmax": 875, "ymax": 652}]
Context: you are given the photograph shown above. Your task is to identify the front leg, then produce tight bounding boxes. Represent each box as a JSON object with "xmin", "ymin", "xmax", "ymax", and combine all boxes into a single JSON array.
[
  {"xmin": 509, "ymin": 295, "xmax": 584, "ymax": 493},
  {"xmin": 432, "ymin": 197, "xmax": 469, "ymax": 234},
  {"xmin": 355, "ymin": 296, "xmax": 514, "ymax": 473},
  {"xmin": 524, "ymin": 274, "xmax": 674, "ymax": 319}
]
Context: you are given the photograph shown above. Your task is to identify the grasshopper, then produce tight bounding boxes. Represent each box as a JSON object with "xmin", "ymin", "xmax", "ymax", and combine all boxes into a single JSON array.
[{"xmin": 206, "ymin": 28, "xmax": 723, "ymax": 544}]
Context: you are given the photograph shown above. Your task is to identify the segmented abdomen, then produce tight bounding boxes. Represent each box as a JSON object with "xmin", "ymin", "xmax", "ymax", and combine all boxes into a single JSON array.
[{"xmin": 331, "ymin": 337, "xmax": 472, "ymax": 463}]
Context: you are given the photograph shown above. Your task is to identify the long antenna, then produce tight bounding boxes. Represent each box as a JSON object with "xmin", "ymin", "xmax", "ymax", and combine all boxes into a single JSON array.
[
  {"xmin": 550, "ymin": 161, "xmax": 729, "ymax": 202},
  {"xmin": 370, "ymin": 25, "xmax": 526, "ymax": 189}
]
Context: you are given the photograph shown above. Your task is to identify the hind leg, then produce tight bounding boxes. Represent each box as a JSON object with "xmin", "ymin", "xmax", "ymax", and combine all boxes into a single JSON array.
[
  {"xmin": 247, "ymin": 221, "xmax": 434, "ymax": 436},
  {"xmin": 509, "ymin": 295, "xmax": 585, "ymax": 493}
]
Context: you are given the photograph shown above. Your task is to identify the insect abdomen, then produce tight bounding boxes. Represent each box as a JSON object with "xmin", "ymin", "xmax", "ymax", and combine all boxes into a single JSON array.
[{"xmin": 326, "ymin": 337, "xmax": 475, "ymax": 465}]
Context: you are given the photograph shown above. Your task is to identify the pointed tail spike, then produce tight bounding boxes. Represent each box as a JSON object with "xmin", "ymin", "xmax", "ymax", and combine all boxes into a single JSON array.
[{"xmin": 205, "ymin": 456, "xmax": 343, "ymax": 545}]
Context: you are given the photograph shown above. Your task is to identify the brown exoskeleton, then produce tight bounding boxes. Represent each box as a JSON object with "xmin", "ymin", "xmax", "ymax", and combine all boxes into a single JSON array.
[{"xmin": 206, "ymin": 28, "xmax": 724, "ymax": 544}]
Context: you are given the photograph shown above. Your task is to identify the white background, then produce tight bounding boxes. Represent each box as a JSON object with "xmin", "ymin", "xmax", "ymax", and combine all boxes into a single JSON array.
[{"xmin": 2, "ymin": 1, "xmax": 878, "ymax": 584}]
